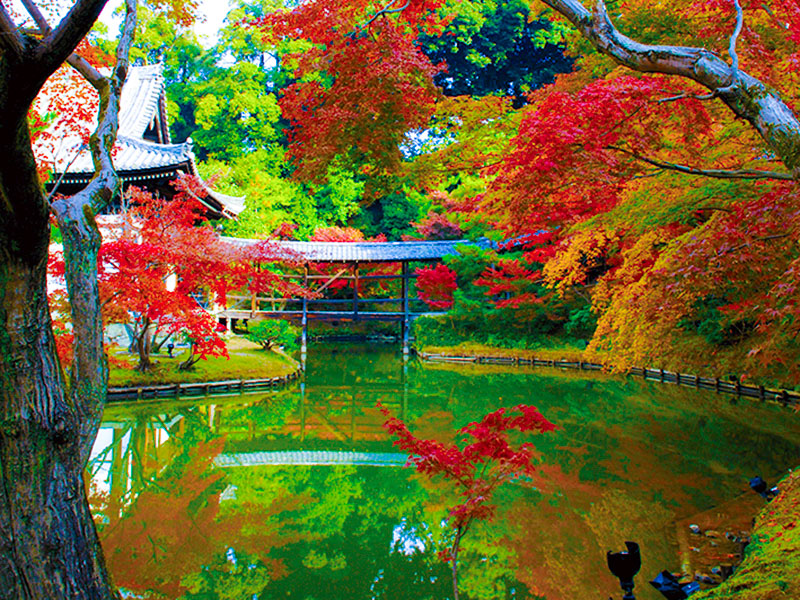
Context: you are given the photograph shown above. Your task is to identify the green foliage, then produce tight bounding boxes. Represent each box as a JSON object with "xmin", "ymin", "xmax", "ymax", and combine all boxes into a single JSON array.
[
  {"xmin": 310, "ymin": 164, "xmax": 365, "ymax": 228},
  {"xmin": 679, "ymin": 295, "xmax": 754, "ymax": 347},
  {"xmin": 564, "ymin": 305, "xmax": 596, "ymax": 339},
  {"xmin": 198, "ymin": 150, "xmax": 314, "ymax": 239},
  {"xmin": 50, "ymin": 223, "xmax": 63, "ymax": 244},
  {"xmin": 359, "ymin": 188, "xmax": 422, "ymax": 240},
  {"xmin": 245, "ymin": 319, "xmax": 300, "ymax": 351},
  {"xmin": 444, "ymin": 245, "xmax": 497, "ymax": 295},
  {"xmin": 192, "ymin": 61, "xmax": 282, "ymax": 161},
  {"xmin": 420, "ymin": 0, "xmax": 572, "ymax": 106},
  {"xmin": 413, "ymin": 289, "xmax": 564, "ymax": 350}
]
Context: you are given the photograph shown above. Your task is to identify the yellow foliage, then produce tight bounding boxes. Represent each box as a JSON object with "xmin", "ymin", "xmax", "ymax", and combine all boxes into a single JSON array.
[{"xmin": 543, "ymin": 229, "xmax": 617, "ymax": 294}]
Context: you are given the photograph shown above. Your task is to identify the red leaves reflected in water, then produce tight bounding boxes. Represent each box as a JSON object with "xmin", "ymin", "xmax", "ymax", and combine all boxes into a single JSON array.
[{"xmin": 379, "ymin": 402, "xmax": 556, "ymax": 538}]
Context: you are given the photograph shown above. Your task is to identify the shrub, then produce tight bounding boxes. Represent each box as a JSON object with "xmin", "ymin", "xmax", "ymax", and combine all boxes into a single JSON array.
[{"xmin": 245, "ymin": 319, "xmax": 299, "ymax": 352}]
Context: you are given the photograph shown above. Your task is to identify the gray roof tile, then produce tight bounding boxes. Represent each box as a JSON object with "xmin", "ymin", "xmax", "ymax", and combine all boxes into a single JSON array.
[{"xmin": 226, "ymin": 238, "xmax": 493, "ymax": 262}]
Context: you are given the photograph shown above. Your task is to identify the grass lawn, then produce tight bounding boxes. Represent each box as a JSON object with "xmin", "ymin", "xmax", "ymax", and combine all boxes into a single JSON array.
[{"xmin": 108, "ymin": 336, "xmax": 298, "ymax": 387}]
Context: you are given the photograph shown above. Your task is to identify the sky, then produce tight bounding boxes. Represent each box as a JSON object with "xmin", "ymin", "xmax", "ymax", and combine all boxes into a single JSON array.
[
  {"xmin": 100, "ymin": 0, "xmax": 232, "ymax": 48},
  {"xmin": 9, "ymin": 0, "xmax": 233, "ymax": 48}
]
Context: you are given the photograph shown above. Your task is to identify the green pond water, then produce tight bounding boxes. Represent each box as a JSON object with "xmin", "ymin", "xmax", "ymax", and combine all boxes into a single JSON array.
[{"xmin": 90, "ymin": 344, "xmax": 800, "ymax": 600}]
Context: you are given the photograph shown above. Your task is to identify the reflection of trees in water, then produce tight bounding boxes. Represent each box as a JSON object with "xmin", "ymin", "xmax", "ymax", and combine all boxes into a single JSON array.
[
  {"xmin": 87, "ymin": 347, "xmax": 800, "ymax": 599},
  {"xmin": 90, "ymin": 408, "xmax": 315, "ymax": 598}
]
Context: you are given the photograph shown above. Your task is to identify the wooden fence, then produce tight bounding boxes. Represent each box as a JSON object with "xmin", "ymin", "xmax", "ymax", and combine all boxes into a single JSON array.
[
  {"xmin": 107, "ymin": 369, "xmax": 301, "ymax": 402},
  {"xmin": 418, "ymin": 352, "xmax": 800, "ymax": 409}
]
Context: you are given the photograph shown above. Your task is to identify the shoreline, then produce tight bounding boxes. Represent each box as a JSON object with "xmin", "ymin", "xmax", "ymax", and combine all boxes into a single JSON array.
[{"xmin": 417, "ymin": 348, "xmax": 800, "ymax": 410}]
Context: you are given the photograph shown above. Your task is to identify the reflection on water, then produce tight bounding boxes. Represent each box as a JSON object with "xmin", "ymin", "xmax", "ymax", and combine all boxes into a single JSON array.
[{"xmin": 90, "ymin": 344, "xmax": 800, "ymax": 600}]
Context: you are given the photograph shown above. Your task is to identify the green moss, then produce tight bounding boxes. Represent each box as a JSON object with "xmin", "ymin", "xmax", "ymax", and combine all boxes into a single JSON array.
[{"xmin": 695, "ymin": 468, "xmax": 800, "ymax": 600}]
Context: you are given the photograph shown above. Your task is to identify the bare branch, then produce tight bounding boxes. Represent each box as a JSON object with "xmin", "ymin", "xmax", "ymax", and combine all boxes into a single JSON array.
[
  {"xmin": 728, "ymin": 0, "xmax": 744, "ymax": 75},
  {"xmin": 33, "ymin": 0, "xmax": 108, "ymax": 77},
  {"xmin": 46, "ymin": 143, "xmax": 88, "ymax": 204},
  {"xmin": 608, "ymin": 145, "xmax": 794, "ymax": 180},
  {"xmin": 20, "ymin": 0, "xmax": 111, "ymax": 101},
  {"xmin": 0, "ymin": 4, "xmax": 25, "ymax": 57},
  {"xmin": 715, "ymin": 0, "xmax": 744, "ymax": 95},
  {"xmin": 352, "ymin": 0, "xmax": 410, "ymax": 34},
  {"xmin": 659, "ymin": 91, "xmax": 716, "ymax": 103},
  {"xmin": 20, "ymin": 0, "xmax": 50, "ymax": 32},
  {"xmin": 50, "ymin": 0, "xmax": 137, "ymax": 464},
  {"xmin": 67, "ymin": 53, "xmax": 105, "ymax": 88},
  {"xmin": 760, "ymin": 3, "xmax": 789, "ymax": 29},
  {"xmin": 719, "ymin": 233, "xmax": 791, "ymax": 257},
  {"xmin": 694, "ymin": 206, "xmax": 734, "ymax": 213}
]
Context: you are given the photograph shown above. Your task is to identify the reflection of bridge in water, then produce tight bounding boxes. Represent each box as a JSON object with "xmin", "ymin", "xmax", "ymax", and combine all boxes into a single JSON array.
[
  {"xmin": 92, "ymin": 368, "xmax": 412, "ymax": 507},
  {"xmin": 214, "ymin": 450, "xmax": 408, "ymax": 468}
]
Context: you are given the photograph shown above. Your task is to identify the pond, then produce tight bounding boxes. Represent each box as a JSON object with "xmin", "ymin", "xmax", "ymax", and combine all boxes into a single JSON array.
[{"xmin": 90, "ymin": 344, "xmax": 800, "ymax": 600}]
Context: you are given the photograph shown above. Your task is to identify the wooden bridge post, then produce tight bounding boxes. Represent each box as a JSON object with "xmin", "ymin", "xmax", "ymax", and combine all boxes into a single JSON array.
[
  {"xmin": 301, "ymin": 264, "xmax": 308, "ymax": 355},
  {"xmin": 353, "ymin": 262, "xmax": 359, "ymax": 320},
  {"xmin": 401, "ymin": 260, "xmax": 410, "ymax": 355}
]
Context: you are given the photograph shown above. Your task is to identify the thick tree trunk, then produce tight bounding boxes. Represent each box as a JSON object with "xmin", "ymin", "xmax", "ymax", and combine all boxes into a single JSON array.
[
  {"xmin": 0, "ymin": 1, "xmax": 136, "ymax": 596},
  {"xmin": 0, "ymin": 124, "xmax": 117, "ymax": 599}
]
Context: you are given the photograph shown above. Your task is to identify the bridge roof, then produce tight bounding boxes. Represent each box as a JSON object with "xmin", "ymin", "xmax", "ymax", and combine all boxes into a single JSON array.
[
  {"xmin": 227, "ymin": 238, "xmax": 494, "ymax": 263},
  {"xmin": 214, "ymin": 451, "xmax": 409, "ymax": 467}
]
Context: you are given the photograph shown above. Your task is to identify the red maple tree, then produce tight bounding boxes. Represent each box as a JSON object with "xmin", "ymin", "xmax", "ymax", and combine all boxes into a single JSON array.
[{"xmin": 415, "ymin": 263, "xmax": 457, "ymax": 310}]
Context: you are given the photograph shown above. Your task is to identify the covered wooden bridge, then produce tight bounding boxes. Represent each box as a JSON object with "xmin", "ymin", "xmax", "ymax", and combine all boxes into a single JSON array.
[{"xmin": 218, "ymin": 238, "xmax": 492, "ymax": 352}]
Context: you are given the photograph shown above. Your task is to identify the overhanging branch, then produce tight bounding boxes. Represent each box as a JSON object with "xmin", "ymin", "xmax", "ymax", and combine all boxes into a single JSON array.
[
  {"xmin": 0, "ymin": 4, "xmax": 25, "ymax": 57},
  {"xmin": 32, "ymin": 0, "xmax": 108, "ymax": 81},
  {"xmin": 361, "ymin": 0, "xmax": 410, "ymax": 29},
  {"xmin": 49, "ymin": 0, "xmax": 137, "ymax": 465},
  {"xmin": 608, "ymin": 145, "xmax": 794, "ymax": 180},
  {"xmin": 539, "ymin": 0, "xmax": 800, "ymax": 176},
  {"xmin": 347, "ymin": 0, "xmax": 410, "ymax": 37},
  {"xmin": 19, "ymin": 0, "xmax": 107, "ymax": 86},
  {"xmin": 716, "ymin": 0, "xmax": 744, "ymax": 95}
]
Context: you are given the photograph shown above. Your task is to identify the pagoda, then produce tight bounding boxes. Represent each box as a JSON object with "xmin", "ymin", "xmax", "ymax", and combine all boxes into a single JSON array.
[{"xmin": 48, "ymin": 64, "xmax": 244, "ymax": 219}]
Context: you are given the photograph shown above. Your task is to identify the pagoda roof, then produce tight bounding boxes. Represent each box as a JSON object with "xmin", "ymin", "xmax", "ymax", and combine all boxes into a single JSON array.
[
  {"xmin": 67, "ymin": 136, "xmax": 191, "ymax": 176},
  {"xmin": 118, "ymin": 64, "xmax": 171, "ymax": 141},
  {"xmin": 51, "ymin": 64, "xmax": 244, "ymax": 218}
]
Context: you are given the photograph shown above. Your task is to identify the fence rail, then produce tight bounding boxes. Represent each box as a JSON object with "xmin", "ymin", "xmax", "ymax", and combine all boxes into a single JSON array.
[
  {"xmin": 107, "ymin": 368, "xmax": 301, "ymax": 402},
  {"xmin": 418, "ymin": 352, "xmax": 800, "ymax": 409}
]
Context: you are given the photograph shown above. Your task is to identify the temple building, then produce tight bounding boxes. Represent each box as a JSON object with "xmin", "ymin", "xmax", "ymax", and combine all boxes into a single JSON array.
[{"xmin": 47, "ymin": 64, "xmax": 244, "ymax": 219}]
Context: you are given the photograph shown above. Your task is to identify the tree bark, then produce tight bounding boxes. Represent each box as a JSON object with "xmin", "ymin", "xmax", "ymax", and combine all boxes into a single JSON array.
[
  {"xmin": 540, "ymin": 0, "xmax": 800, "ymax": 177},
  {"xmin": 0, "ymin": 114, "xmax": 118, "ymax": 600},
  {"xmin": 0, "ymin": 1, "xmax": 135, "ymax": 597}
]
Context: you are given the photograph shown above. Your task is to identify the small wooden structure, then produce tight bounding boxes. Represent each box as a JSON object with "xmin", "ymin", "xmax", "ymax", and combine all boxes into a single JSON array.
[{"xmin": 218, "ymin": 238, "xmax": 492, "ymax": 353}]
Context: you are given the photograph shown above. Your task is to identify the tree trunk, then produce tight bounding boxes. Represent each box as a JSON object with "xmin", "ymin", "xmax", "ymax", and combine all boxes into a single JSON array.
[
  {"xmin": 135, "ymin": 319, "xmax": 154, "ymax": 371},
  {"xmin": 179, "ymin": 341, "xmax": 200, "ymax": 370},
  {"xmin": 0, "ymin": 1, "xmax": 136, "ymax": 596},
  {"xmin": 0, "ymin": 128, "xmax": 117, "ymax": 600}
]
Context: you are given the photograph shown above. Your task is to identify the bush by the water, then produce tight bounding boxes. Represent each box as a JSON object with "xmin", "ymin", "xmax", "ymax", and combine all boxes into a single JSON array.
[
  {"xmin": 245, "ymin": 319, "xmax": 299, "ymax": 351},
  {"xmin": 412, "ymin": 290, "xmax": 591, "ymax": 350}
]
